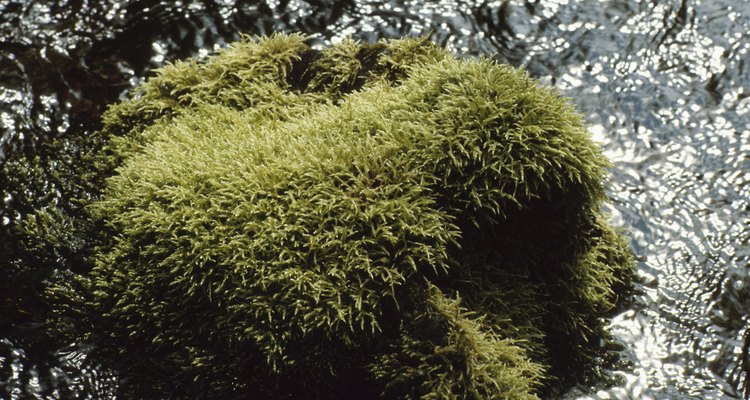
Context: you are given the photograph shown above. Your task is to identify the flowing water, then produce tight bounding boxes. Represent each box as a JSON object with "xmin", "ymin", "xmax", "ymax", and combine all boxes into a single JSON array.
[{"xmin": 1, "ymin": 0, "xmax": 749, "ymax": 398}]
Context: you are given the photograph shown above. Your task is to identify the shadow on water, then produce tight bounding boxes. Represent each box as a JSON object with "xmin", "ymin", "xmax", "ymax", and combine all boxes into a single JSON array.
[{"xmin": 1, "ymin": 0, "xmax": 749, "ymax": 398}]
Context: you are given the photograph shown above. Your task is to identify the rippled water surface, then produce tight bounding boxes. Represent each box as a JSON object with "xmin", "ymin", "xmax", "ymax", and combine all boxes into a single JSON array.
[{"xmin": 1, "ymin": 0, "xmax": 749, "ymax": 398}]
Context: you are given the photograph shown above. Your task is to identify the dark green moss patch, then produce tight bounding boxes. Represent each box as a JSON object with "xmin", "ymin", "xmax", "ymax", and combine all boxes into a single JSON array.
[{"xmin": 33, "ymin": 34, "xmax": 634, "ymax": 398}]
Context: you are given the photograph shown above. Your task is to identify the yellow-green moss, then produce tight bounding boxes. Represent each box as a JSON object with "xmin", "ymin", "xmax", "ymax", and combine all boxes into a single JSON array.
[{"xmin": 40, "ymin": 34, "xmax": 634, "ymax": 398}]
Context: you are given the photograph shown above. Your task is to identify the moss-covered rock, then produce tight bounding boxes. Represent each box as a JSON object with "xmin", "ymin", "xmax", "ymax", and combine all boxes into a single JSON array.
[{"xmin": 41, "ymin": 33, "xmax": 634, "ymax": 398}]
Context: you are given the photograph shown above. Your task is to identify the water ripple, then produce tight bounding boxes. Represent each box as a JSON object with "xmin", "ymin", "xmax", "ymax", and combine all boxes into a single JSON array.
[{"xmin": 1, "ymin": 0, "xmax": 749, "ymax": 398}]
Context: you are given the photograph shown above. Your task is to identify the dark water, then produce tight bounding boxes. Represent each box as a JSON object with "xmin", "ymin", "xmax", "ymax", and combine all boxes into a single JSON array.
[{"xmin": 1, "ymin": 0, "xmax": 749, "ymax": 398}]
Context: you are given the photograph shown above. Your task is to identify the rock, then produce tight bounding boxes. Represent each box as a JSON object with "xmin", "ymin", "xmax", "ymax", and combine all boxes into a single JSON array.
[{"xmin": 44, "ymin": 33, "xmax": 634, "ymax": 399}]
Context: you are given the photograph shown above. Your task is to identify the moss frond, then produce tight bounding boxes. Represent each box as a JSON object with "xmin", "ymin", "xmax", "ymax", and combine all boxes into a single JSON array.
[{"xmin": 372, "ymin": 284, "xmax": 543, "ymax": 400}]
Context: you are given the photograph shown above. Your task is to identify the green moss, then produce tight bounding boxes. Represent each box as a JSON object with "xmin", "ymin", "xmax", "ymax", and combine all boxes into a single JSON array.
[
  {"xmin": 38, "ymin": 34, "xmax": 635, "ymax": 398},
  {"xmin": 371, "ymin": 283, "xmax": 543, "ymax": 400}
]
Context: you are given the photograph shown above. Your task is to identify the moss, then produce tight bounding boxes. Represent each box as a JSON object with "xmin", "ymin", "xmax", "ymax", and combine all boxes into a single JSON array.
[
  {"xmin": 371, "ymin": 283, "xmax": 543, "ymax": 400},
  {"xmin": 36, "ymin": 34, "xmax": 635, "ymax": 398}
]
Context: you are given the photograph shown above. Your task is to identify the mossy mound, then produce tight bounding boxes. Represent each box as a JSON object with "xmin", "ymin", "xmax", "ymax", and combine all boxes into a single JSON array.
[{"xmin": 44, "ymin": 34, "xmax": 634, "ymax": 399}]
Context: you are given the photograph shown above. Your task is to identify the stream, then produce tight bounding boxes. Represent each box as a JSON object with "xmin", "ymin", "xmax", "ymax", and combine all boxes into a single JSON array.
[{"xmin": 1, "ymin": 0, "xmax": 749, "ymax": 398}]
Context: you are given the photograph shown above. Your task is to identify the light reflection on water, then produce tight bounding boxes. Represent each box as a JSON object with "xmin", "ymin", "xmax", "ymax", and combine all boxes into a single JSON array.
[
  {"xmin": 1, "ymin": 0, "xmax": 749, "ymax": 398},
  {"xmin": 493, "ymin": 2, "xmax": 750, "ymax": 398}
]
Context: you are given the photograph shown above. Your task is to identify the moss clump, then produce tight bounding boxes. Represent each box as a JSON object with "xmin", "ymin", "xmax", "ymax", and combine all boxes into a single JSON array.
[{"xmin": 42, "ymin": 34, "xmax": 634, "ymax": 398}]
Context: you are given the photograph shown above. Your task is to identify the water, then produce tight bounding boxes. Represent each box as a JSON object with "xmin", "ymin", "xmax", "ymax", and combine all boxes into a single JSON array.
[{"xmin": 1, "ymin": 0, "xmax": 748, "ymax": 398}]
